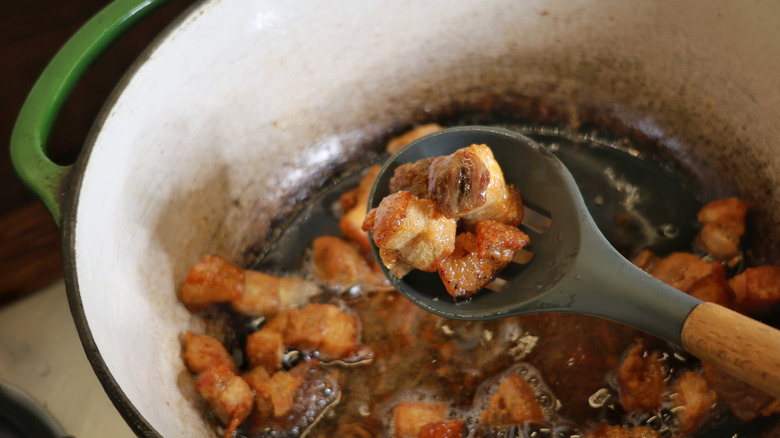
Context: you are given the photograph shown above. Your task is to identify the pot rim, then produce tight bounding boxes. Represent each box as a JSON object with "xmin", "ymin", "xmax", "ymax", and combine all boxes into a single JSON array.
[{"xmin": 59, "ymin": 2, "xmax": 203, "ymax": 437}]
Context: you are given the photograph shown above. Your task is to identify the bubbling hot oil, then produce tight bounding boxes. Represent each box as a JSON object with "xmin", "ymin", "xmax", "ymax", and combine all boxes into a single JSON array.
[{"xmin": 242, "ymin": 123, "xmax": 746, "ymax": 437}]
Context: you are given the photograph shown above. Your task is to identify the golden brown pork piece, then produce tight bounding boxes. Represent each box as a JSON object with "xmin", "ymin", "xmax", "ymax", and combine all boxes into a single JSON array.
[
  {"xmin": 231, "ymin": 270, "xmax": 320, "ymax": 317},
  {"xmin": 340, "ymin": 165, "xmax": 381, "ymax": 253},
  {"xmin": 457, "ymin": 144, "xmax": 524, "ymax": 227},
  {"xmin": 242, "ymin": 360, "xmax": 317, "ymax": 420},
  {"xmin": 284, "ymin": 303, "xmax": 361, "ymax": 360},
  {"xmin": 438, "ymin": 221, "xmax": 529, "ymax": 301},
  {"xmin": 583, "ymin": 423, "xmax": 660, "ymax": 438},
  {"xmin": 616, "ymin": 343, "xmax": 667, "ymax": 413},
  {"xmin": 636, "ymin": 250, "xmax": 734, "ymax": 306},
  {"xmin": 427, "ymin": 148, "xmax": 491, "ymax": 218},
  {"xmin": 481, "ymin": 373, "xmax": 544, "ymax": 426},
  {"xmin": 388, "ymin": 144, "xmax": 523, "ymax": 227},
  {"xmin": 180, "ymin": 254, "xmax": 244, "ymax": 312},
  {"xmin": 363, "ymin": 191, "xmax": 457, "ymax": 273},
  {"xmin": 696, "ymin": 198, "xmax": 749, "ymax": 265},
  {"xmin": 195, "ymin": 363, "xmax": 254, "ymax": 438},
  {"xmin": 386, "ymin": 123, "xmax": 444, "ymax": 154},
  {"xmin": 184, "ymin": 331, "xmax": 238, "ymax": 375},
  {"xmin": 392, "ymin": 402, "xmax": 448, "ymax": 438},
  {"xmin": 728, "ymin": 266, "xmax": 780, "ymax": 314},
  {"xmin": 390, "ymin": 157, "xmax": 434, "ymax": 199},
  {"xmin": 312, "ymin": 235, "xmax": 390, "ymax": 291},
  {"xmin": 245, "ymin": 328, "xmax": 285, "ymax": 373},
  {"xmin": 671, "ymin": 370, "xmax": 718, "ymax": 434}
]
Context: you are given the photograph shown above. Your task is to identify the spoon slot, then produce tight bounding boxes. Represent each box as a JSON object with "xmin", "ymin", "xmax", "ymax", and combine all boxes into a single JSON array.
[{"xmin": 521, "ymin": 205, "xmax": 552, "ymax": 233}]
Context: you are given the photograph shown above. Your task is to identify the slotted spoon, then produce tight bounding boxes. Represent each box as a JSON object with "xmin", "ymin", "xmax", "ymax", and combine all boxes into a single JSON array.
[{"xmin": 366, "ymin": 125, "xmax": 780, "ymax": 397}]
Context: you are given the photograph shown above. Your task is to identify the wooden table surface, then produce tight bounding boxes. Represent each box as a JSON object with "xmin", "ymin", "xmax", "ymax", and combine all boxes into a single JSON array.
[{"xmin": 1, "ymin": 0, "xmax": 191, "ymax": 306}]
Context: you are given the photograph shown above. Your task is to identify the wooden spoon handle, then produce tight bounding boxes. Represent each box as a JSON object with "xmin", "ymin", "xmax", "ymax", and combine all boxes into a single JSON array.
[{"xmin": 681, "ymin": 302, "xmax": 780, "ymax": 399}]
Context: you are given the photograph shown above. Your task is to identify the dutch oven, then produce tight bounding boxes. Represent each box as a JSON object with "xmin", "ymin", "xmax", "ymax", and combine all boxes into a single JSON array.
[{"xmin": 10, "ymin": 0, "xmax": 780, "ymax": 436}]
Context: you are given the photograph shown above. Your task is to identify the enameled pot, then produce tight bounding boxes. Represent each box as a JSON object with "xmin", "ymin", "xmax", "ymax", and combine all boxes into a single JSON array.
[{"xmin": 11, "ymin": 0, "xmax": 780, "ymax": 436}]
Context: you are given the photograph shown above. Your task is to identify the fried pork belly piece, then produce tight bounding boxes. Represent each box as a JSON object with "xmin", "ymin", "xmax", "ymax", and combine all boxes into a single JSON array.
[
  {"xmin": 195, "ymin": 363, "xmax": 254, "ymax": 438},
  {"xmin": 671, "ymin": 370, "xmax": 718, "ymax": 434},
  {"xmin": 284, "ymin": 303, "xmax": 360, "ymax": 360},
  {"xmin": 184, "ymin": 331, "xmax": 238, "ymax": 375},
  {"xmin": 390, "ymin": 144, "xmax": 523, "ymax": 226},
  {"xmin": 231, "ymin": 270, "xmax": 320, "ymax": 317},
  {"xmin": 392, "ymin": 402, "xmax": 447, "ymax": 438},
  {"xmin": 243, "ymin": 360, "xmax": 317, "ymax": 420},
  {"xmin": 481, "ymin": 373, "xmax": 544, "ymax": 425},
  {"xmin": 458, "ymin": 144, "xmax": 524, "ymax": 227},
  {"xmin": 728, "ymin": 266, "xmax": 780, "ymax": 314},
  {"xmin": 640, "ymin": 251, "xmax": 733, "ymax": 306},
  {"xmin": 379, "ymin": 248, "xmax": 415, "ymax": 279},
  {"xmin": 417, "ymin": 419, "xmax": 463, "ymax": 438},
  {"xmin": 245, "ymin": 328, "xmax": 285, "ymax": 373},
  {"xmin": 340, "ymin": 165, "xmax": 381, "ymax": 253},
  {"xmin": 312, "ymin": 235, "xmax": 389, "ymax": 291},
  {"xmin": 390, "ymin": 157, "xmax": 434, "ymax": 199},
  {"xmin": 583, "ymin": 423, "xmax": 660, "ymax": 438},
  {"xmin": 701, "ymin": 361, "xmax": 780, "ymax": 422},
  {"xmin": 438, "ymin": 221, "xmax": 529, "ymax": 301},
  {"xmin": 386, "ymin": 123, "xmax": 444, "ymax": 154},
  {"xmin": 696, "ymin": 198, "xmax": 749, "ymax": 264},
  {"xmin": 649, "ymin": 252, "xmax": 721, "ymax": 291},
  {"xmin": 363, "ymin": 191, "xmax": 457, "ymax": 273},
  {"xmin": 428, "ymin": 148, "xmax": 491, "ymax": 218},
  {"xmin": 616, "ymin": 343, "xmax": 667, "ymax": 413},
  {"xmin": 180, "ymin": 254, "xmax": 244, "ymax": 312},
  {"xmin": 475, "ymin": 220, "xmax": 530, "ymax": 261}
]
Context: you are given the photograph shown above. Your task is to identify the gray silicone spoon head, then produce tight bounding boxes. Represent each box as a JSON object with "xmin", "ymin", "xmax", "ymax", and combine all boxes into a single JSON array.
[{"xmin": 366, "ymin": 126, "xmax": 701, "ymax": 345}]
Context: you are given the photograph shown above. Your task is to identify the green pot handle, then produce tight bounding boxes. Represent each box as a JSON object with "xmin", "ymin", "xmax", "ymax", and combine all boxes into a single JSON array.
[{"xmin": 10, "ymin": 0, "xmax": 188, "ymax": 227}]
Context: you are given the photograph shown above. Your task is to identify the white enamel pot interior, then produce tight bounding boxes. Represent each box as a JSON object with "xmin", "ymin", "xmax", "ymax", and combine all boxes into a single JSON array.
[{"xmin": 62, "ymin": 0, "xmax": 780, "ymax": 436}]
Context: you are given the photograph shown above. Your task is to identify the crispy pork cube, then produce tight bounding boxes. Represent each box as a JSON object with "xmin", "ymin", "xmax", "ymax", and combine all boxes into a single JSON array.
[
  {"xmin": 697, "ymin": 222, "xmax": 743, "ymax": 264},
  {"xmin": 616, "ymin": 343, "xmax": 667, "ymax": 413},
  {"xmin": 475, "ymin": 220, "xmax": 530, "ymax": 262},
  {"xmin": 696, "ymin": 198, "xmax": 749, "ymax": 263},
  {"xmin": 481, "ymin": 373, "xmax": 544, "ymax": 426},
  {"xmin": 231, "ymin": 270, "xmax": 320, "ymax": 317},
  {"xmin": 438, "ymin": 232, "xmax": 514, "ymax": 301},
  {"xmin": 389, "ymin": 157, "xmax": 434, "ymax": 199},
  {"xmin": 728, "ymin": 266, "xmax": 780, "ymax": 314},
  {"xmin": 701, "ymin": 361, "xmax": 778, "ymax": 422},
  {"xmin": 457, "ymin": 144, "xmax": 524, "ymax": 227},
  {"xmin": 583, "ymin": 423, "xmax": 660, "ymax": 438},
  {"xmin": 262, "ymin": 312, "xmax": 289, "ymax": 334},
  {"xmin": 285, "ymin": 303, "xmax": 360, "ymax": 359},
  {"xmin": 184, "ymin": 331, "xmax": 237, "ymax": 375},
  {"xmin": 241, "ymin": 366, "xmax": 274, "ymax": 419},
  {"xmin": 685, "ymin": 266, "xmax": 733, "ymax": 307},
  {"xmin": 312, "ymin": 235, "xmax": 389, "ymax": 290},
  {"xmin": 386, "ymin": 123, "xmax": 444, "ymax": 154},
  {"xmin": 363, "ymin": 191, "xmax": 457, "ymax": 272},
  {"xmin": 180, "ymin": 254, "xmax": 244, "ymax": 312},
  {"xmin": 427, "ymin": 148, "xmax": 491, "ymax": 218},
  {"xmin": 243, "ymin": 361, "xmax": 316, "ymax": 419},
  {"xmin": 339, "ymin": 165, "xmax": 381, "ymax": 253},
  {"xmin": 245, "ymin": 328, "xmax": 285, "ymax": 373},
  {"xmin": 195, "ymin": 363, "xmax": 253, "ymax": 437},
  {"xmin": 648, "ymin": 252, "xmax": 721, "ymax": 292},
  {"xmin": 393, "ymin": 402, "xmax": 447, "ymax": 438},
  {"xmin": 417, "ymin": 419, "xmax": 463, "ymax": 438},
  {"xmin": 671, "ymin": 370, "xmax": 718, "ymax": 434},
  {"xmin": 379, "ymin": 248, "xmax": 415, "ymax": 279},
  {"xmin": 697, "ymin": 198, "xmax": 749, "ymax": 231}
]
